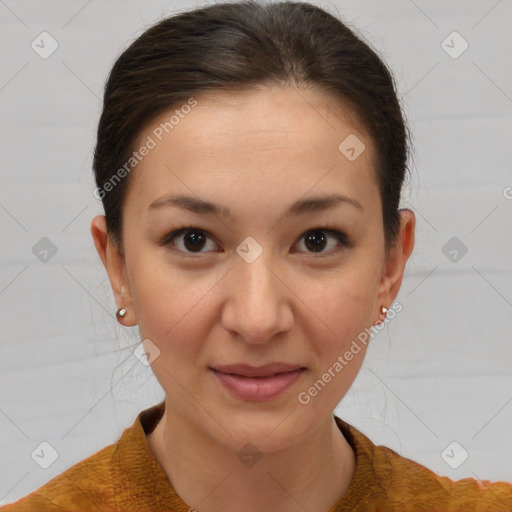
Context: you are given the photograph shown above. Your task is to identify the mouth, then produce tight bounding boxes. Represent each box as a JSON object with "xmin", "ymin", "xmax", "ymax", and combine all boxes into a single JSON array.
[
  {"xmin": 209, "ymin": 363, "xmax": 307, "ymax": 401},
  {"xmin": 209, "ymin": 363, "xmax": 306, "ymax": 378}
]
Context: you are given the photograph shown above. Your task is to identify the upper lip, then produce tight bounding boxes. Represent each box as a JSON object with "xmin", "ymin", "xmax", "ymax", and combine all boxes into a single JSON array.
[{"xmin": 210, "ymin": 363, "xmax": 305, "ymax": 378}]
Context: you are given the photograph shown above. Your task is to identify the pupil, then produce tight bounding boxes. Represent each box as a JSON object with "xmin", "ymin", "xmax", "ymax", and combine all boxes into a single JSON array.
[
  {"xmin": 184, "ymin": 231, "xmax": 205, "ymax": 251},
  {"xmin": 305, "ymin": 231, "xmax": 326, "ymax": 252}
]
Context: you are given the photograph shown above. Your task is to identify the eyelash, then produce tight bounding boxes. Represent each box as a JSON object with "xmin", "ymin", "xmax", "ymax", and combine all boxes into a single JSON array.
[{"xmin": 160, "ymin": 224, "xmax": 350, "ymax": 257}]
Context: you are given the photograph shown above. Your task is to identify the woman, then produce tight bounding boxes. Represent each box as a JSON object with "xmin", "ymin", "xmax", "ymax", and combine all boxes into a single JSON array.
[{"xmin": 3, "ymin": 1, "xmax": 511, "ymax": 511}]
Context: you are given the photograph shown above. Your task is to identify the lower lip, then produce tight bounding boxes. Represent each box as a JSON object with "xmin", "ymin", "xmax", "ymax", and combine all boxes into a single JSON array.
[{"xmin": 210, "ymin": 368, "xmax": 306, "ymax": 401}]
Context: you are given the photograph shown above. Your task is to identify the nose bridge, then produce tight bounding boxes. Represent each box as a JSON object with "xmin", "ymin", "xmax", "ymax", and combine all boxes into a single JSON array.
[
  {"xmin": 236, "ymin": 244, "xmax": 274, "ymax": 303},
  {"xmin": 222, "ymin": 238, "xmax": 291, "ymax": 343}
]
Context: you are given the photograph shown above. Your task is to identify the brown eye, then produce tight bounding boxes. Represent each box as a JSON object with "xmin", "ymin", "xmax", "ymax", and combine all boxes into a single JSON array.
[
  {"xmin": 182, "ymin": 230, "xmax": 207, "ymax": 252},
  {"xmin": 304, "ymin": 231, "xmax": 327, "ymax": 252},
  {"xmin": 295, "ymin": 229, "xmax": 348, "ymax": 255},
  {"xmin": 163, "ymin": 227, "xmax": 219, "ymax": 254}
]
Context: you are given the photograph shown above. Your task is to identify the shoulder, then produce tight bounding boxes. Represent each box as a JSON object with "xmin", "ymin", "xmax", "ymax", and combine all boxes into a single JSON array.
[
  {"xmin": 1, "ymin": 441, "xmax": 119, "ymax": 512},
  {"xmin": 1, "ymin": 402, "xmax": 170, "ymax": 512},
  {"xmin": 368, "ymin": 441, "xmax": 512, "ymax": 511},
  {"xmin": 335, "ymin": 416, "xmax": 512, "ymax": 512}
]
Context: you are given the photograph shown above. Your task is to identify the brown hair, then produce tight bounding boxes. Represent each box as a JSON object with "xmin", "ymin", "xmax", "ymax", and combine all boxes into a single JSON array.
[{"xmin": 93, "ymin": 0, "xmax": 411, "ymax": 255}]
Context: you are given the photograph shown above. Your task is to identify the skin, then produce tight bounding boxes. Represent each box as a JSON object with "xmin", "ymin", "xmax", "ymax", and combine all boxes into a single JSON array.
[{"xmin": 91, "ymin": 84, "xmax": 415, "ymax": 512}]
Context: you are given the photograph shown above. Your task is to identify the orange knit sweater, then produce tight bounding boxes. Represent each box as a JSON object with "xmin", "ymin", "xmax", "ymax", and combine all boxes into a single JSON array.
[{"xmin": 2, "ymin": 401, "xmax": 511, "ymax": 512}]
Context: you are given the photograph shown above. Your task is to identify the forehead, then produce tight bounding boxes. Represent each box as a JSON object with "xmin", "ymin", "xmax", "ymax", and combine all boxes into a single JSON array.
[{"xmin": 124, "ymin": 85, "xmax": 378, "ymax": 218}]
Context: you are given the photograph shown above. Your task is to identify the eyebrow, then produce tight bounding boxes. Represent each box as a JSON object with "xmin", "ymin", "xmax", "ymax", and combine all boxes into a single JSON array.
[{"xmin": 148, "ymin": 193, "xmax": 364, "ymax": 218}]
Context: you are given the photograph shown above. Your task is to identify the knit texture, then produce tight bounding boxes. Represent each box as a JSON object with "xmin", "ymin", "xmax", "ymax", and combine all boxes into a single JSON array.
[{"xmin": 3, "ymin": 401, "xmax": 511, "ymax": 512}]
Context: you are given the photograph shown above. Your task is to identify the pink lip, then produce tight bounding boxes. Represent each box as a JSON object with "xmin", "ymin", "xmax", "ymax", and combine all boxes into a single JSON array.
[
  {"xmin": 209, "ymin": 364, "xmax": 306, "ymax": 401},
  {"xmin": 211, "ymin": 363, "xmax": 304, "ymax": 377}
]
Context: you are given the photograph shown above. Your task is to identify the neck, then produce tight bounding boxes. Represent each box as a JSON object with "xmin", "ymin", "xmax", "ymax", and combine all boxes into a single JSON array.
[{"xmin": 146, "ymin": 399, "xmax": 356, "ymax": 512}]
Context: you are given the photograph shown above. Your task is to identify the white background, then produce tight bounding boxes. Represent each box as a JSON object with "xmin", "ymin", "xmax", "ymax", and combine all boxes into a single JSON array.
[{"xmin": 1, "ymin": 0, "xmax": 511, "ymax": 505}]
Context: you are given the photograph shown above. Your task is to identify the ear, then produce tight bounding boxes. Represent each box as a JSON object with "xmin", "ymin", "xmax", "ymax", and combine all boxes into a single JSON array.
[
  {"xmin": 90, "ymin": 215, "xmax": 137, "ymax": 326},
  {"xmin": 374, "ymin": 208, "xmax": 415, "ymax": 322}
]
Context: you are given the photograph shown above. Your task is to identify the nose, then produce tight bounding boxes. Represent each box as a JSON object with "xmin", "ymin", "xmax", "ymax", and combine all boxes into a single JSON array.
[{"xmin": 220, "ymin": 246, "xmax": 294, "ymax": 345}]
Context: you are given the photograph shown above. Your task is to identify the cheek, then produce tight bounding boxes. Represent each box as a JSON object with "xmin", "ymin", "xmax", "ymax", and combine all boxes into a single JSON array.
[
  {"xmin": 127, "ymin": 246, "xmax": 189, "ymax": 321},
  {"xmin": 299, "ymin": 278, "xmax": 375, "ymax": 409},
  {"xmin": 133, "ymin": 281, "xmax": 215, "ymax": 396},
  {"xmin": 305, "ymin": 265, "xmax": 378, "ymax": 347},
  {"xmin": 311, "ymin": 290, "xmax": 373, "ymax": 381},
  {"xmin": 128, "ymin": 257, "xmax": 221, "ymax": 360}
]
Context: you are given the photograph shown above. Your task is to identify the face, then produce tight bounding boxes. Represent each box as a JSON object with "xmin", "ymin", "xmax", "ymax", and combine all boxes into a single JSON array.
[{"xmin": 92, "ymin": 85, "xmax": 415, "ymax": 453}]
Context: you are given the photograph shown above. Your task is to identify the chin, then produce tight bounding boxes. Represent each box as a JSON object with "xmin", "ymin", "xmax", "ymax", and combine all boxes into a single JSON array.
[{"xmin": 208, "ymin": 405, "xmax": 307, "ymax": 453}]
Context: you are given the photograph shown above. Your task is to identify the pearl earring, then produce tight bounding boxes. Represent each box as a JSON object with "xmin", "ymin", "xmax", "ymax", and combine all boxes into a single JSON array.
[{"xmin": 116, "ymin": 307, "xmax": 127, "ymax": 320}]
